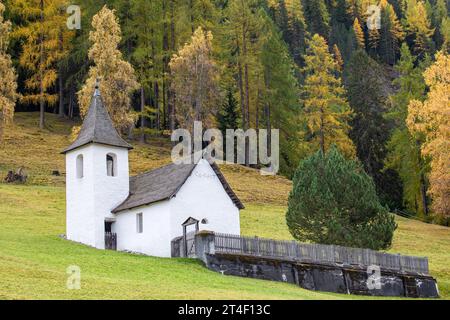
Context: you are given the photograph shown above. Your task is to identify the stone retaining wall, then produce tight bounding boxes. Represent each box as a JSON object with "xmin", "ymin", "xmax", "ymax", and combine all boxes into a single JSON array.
[{"xmin": 194, "ymin": 231, "xmax": 439, "ymax": 298}]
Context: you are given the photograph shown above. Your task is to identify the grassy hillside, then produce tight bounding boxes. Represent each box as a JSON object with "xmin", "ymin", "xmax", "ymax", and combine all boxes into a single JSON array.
[
  {"xmin": 0, "ymin": 184, "xmax": 346, "ymax": 300},
  {"xmin": 0, "ymin": 112, "xmax": 449, "ymax": 299}
]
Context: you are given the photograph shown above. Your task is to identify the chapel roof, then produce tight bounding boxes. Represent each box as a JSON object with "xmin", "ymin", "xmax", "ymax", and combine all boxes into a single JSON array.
[
  {"xmin": 62, "ymin": 84, "xmax": 133, "ymax": 154},
  {"xmin": 112, "ymin": 161, "xmax": 244, "ymax": 213}
]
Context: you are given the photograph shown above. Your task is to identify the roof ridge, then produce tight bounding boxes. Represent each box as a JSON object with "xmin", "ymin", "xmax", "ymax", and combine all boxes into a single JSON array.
[{"xmin": 131, "ymin": 162, "xmax": 195, "ymax": 178}]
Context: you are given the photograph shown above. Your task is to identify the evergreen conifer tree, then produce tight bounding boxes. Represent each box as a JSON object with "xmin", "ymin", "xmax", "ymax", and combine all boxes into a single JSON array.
[{"xmin": 286, "ymin": 146, "xmax": 397, "ymax": 250}]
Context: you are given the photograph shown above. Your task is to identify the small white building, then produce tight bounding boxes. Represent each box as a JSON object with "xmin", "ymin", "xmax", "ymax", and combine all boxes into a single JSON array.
[{"xmin": 63, "ymin": 86, "xmax": 243, "ymax": 257}]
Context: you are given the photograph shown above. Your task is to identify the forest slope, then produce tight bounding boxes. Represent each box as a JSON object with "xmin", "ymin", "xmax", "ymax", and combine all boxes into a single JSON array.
[{"xmin": 0, "ymin": 112, "xmax": 292, "ymax": 205}]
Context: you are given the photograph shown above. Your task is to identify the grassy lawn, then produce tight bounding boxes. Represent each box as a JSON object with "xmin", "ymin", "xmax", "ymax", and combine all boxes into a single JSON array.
[
  {"xmin": 0, "ymin": 184, "xmax": 449, "ymax": 300},
  {"xmin": 0, "ymin": 184, "xmax": 349, "ymax": 300}
]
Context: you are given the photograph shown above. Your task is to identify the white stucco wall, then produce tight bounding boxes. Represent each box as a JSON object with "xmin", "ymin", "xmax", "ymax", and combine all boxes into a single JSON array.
[
  {"xmin": 66, "ymin": 145, "xmax": 95, "ymax": 247},
  {"xmin": 169, "ymin": 159, "xmax": 241, "ymax": 241},
  {"xmin": 66, "ymin": 144, "xmax": 129, "ymax": 249},
  {"xmin": 112, "ymin": 160, "xmax": 240, "ymax": 258},
  {"xmin": 113, "ymin": 201, "xmax": 172, "ymax": 257}
]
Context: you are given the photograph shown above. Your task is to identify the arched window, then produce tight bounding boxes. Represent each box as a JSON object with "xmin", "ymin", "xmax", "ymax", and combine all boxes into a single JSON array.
[
  {"xmin": 106, "ymin": 153, "xmax": 117, "ymax": 177},
  {"xmin": 76, "ymin": 154, "xmax": 83, "ymax": 179}
]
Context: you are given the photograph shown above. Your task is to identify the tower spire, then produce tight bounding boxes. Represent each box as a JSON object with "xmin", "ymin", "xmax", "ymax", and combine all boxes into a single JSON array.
[{"xmin": 61, "ymin": 78, "xmax": 132, "ymax": 154}]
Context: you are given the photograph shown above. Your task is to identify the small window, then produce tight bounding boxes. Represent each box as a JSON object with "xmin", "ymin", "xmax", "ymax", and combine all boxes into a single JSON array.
[
  {"xmin": 106, "ymin": 153, "xmax": 117, "ymax": 177},
  {"xmin": 136, "ymin": 213, "xmax": 143, "ymax": 233},
  {"xmin": 76, "ymin": 154, "xmax": 83, "ymax": 179}
]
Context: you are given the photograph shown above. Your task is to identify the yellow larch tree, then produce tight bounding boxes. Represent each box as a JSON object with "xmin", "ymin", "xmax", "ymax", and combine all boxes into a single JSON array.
[
  {"xmin": 169, "ymin": 26, "xmax": 220, "ymax": 131},
  {"xmin": 77, "ymin": 5, "xmax": 139, "ymax": 133},
  {"xmin": 301, "ymin": 34, "xmax": 355, "ymax": 157},
  {"xmin": 407, "ymin": 51, "xmax": 450, "ymax": 218},
  {"xmin": 332, "ymin": 44, "xmax": 344, "ymax": 73},
  {"xmin": 0, "ymin": 0, "xmax": 18, "ymax": 140},
  {"xmin": 353, "ymin": 18, "xmax": 365, "ymax": 50},
  {"xmin": 11, "ymin": 0, "xmax": 72, "ymax": 129}
]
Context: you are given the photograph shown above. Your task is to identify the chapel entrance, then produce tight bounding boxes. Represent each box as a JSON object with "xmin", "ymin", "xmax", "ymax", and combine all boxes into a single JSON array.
[
  {"xmin": 104, "ymin": 220, "xmax": 117, "ymax": 250},
  {"xmin": 182, "ymin": 217, "xmax": 199, "ymax": 257}
]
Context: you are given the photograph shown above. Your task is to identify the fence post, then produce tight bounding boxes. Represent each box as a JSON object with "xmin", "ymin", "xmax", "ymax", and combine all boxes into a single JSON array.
[
  {"xmin": 254, "ymin": 236, "xmax": 260, "ymax": 256},
  {"xmin": 195, "ymin": 231, "xmax": 215, "ymax": 264},
  {"xmin": 293, "ymin": 241, "xmax": 300, "ymax": 260}
]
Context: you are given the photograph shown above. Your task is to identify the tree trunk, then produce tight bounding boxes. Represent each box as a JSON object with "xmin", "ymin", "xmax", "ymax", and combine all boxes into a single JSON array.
[
  {"xmin": 168, "ymin": 0, "xmax": 176, "ymax": 133},
  {"xmin": 255, "ymin": 87, "xmax": 260, "ymax": 132},
  {"xmin": 58, "ymin": 68, "xmax": 64, "ymax": 116},
  {"xmin": 127, "ymin": 123, "xmax": 135, "ymax": 140},
  {"xmin": 162, "ymin": 0, "xmax": 168, "ymax": 130},
  {"xmin": 39, "ymin": 0, "xmax": 45, "ymax": 129},
  {"xmin": 58, "ymin": 29, "xmax": 64, "ymax": 117},
  {"xmin": 420, "ymin": 172, "xmax": 428, "ymax": 216},
  {"xmin": 264, "ymin": 71, "xmax": 271, "ymax": 156},
  {"xmin": 189, "ymin": 0, "xmax": 194, "ymax": 33},
  {"xmin": 320, "ymin": 107, "xmax": 325, "ymax": 154},
  {"xmin": 150, "ymin": 26, "xmax": 160, "ymax": 131},
  {"xmin": 140, "ymin": 86, "xmax": 146, "ymax": 143},
  {"xmin": 154, "ymin": 81, "xmax": 160, "ymax": 130},
  {"xmin": 170, "ymin": 0, "xmax": 175, "ymax": 50},
  {"xmin": 68, "ymin": 91, "xmax": 74, "ymax": 119},
  {"xmin": 416, "ymin": 140, "xmax": 429, "ymax": 216},
  {"xmin": 243, "ymin": 31, "xmax": 250, "ymax": 166},
  {"xmin": 0, "ymin": 111, "xmax": 4, "ymax": 141},
  {"xmin": 169, "ymin": 90, "xmax": 176, "ymax": 132},
  {"xmin": 237, "ymin": 61, "xmax": 245, "ymax": 128}
]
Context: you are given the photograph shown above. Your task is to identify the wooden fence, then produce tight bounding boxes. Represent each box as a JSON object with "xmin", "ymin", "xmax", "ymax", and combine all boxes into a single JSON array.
[{"xmin": 214, "ymin": 233, "xmax": 429, "ymax": 275}]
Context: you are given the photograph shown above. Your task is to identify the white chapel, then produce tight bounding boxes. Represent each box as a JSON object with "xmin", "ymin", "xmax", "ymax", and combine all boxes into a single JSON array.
[{"xmin": 63, "ymin": 85, "xmax": 243, "ymax": 257}]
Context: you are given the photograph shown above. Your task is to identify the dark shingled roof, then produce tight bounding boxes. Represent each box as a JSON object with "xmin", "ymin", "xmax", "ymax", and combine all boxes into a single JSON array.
[
  {"xmin": 62, "ymin": 87, "xmax": 132, "ymax": 154},
  {"xmin": 112, "ymin": 161, "xmax": 244, "ymax": 213}
]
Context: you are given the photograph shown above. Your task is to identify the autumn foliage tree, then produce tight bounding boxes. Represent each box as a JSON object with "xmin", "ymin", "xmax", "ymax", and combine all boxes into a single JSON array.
[
  {"xmin": 332, "ymin": 44, "xmax": 344, "ymax": 72},
  {"xmin": 353, "ymin": 18, "xmax": 365, "ymax": 49},
  {"xmin": 77, "ymin": 5, "xmax": 139, "ymax": 132},
  {"xmin": 407, "ymin": 51, "xmax": 450, "ymax": 219},
  {"xmin": 404, "ymin": 0, "xmax": 435, "ymax": 59},
  {"xmin": 379, "ymin": 0, "xmax": 404, "ymax": 65},
  {"xmin": 386, "ymin": 44, "xmax": 430, "ymax": 216},
  {"xmin": 301, "ymin": 34, "xmax": 355, "ymax": 157},
  {"xmin": 0, "ymin": 0, "xmax": 18, "ymax": 140},
  {"xmin": 169, "ymin": 27, "xmax": 220, "ymax": 131},
  {"xmin": 11, "ymin": 0, "xmax": 72, "ymax": 129}
]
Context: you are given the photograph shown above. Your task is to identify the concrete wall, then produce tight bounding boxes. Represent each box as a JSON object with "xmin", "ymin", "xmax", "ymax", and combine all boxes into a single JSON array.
[{"xmin": 66, "ymin": 144, "xmax": 129, "ymax": 249}]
